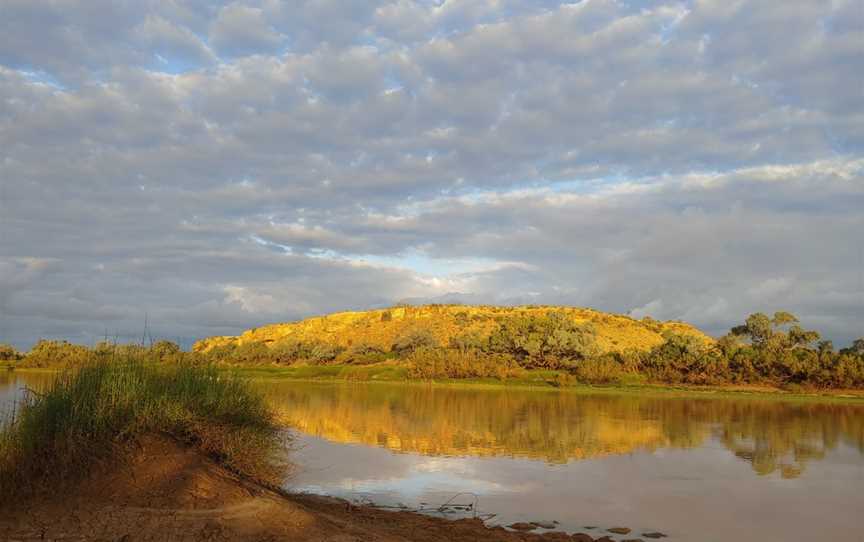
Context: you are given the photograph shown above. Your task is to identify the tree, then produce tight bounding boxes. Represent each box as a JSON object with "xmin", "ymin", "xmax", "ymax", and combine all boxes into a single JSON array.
[
  {"xmin": 486, "ymin": 311, "xmax": 598, "ymax": 368},
  {"xmin": 0, "ymin": 343, "xmax": 19, "ymax": 362},
  {"xmin": 731, "ymin": 312, "xmax": 773, "ymax": 347},
  {"xmin": 772, "ymin": 311, "xmax": 799, "ymax": 327},
  {"xmin": 644, "ymin": 331, "xmax": 725, "ymax": 384},
  {"xmin": 840, "ymin": 338, "xmax": 864, "ymax": 357},
  {"xmin": 787, "ymin": 325, "xmax": 820, "ymax": 349},
  {"xmin": 730, "ymin": 311, "xmax": 819, "ymax": 351}
]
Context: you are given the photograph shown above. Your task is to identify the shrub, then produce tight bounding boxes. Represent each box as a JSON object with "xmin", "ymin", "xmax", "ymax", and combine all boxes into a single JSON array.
[
  {"xmin": 643, "ymin": 331, "xmax": 725, "ymax": 384},
  {"xmin": 0, "ymin": 344, "xmax": 20, "ymax": 363},
  {"xmin": 341, "ymin": 344, "xmax": 389, "ymax": 365},
  {"xmin": 0, "ymin": 356, "xmax": 283, "ymax": 497},
  {"xmin": 203, "ymin": 343, "xmax": 239, "ymax": 364},
  {"xmin": 21, "ymin": 340, "xmax": 92, "ymax": 368},
  {"xmin": 306, "ymin": 341, "xmax": 345, "ymax": 364},
  {"xmin": 573, "ymin": 355, "xmax": 629, "ymax": 384},
  {"xmin": 232, "ymin": 342, "xmax": 273, "ymax": 364},
  {"xmin": 269, "ymin": 340, "xmax": 309, "ymax": 364},
  {"xmin": 486, "ymin": 311, "xmax": 599, "ymax": 368},
  {"xmin": 449, "ymin": 332, "xmax": 485, "ymax": 351},
  {"xmin": 151, "ymin": 340, "xmax": 182, "ymax": 362},
  {"xmin": 392, "ymin": 328, "xmax": 439, "ymax": 356},
  {"xmin": 407, "ymin": 347, "xmax": 519, "ymax": 380}
]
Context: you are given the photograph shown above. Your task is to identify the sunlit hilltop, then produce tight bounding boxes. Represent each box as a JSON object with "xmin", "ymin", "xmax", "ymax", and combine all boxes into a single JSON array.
[{"xmin": 194, "ymin": 304, "xmax": 712, "ymax": 354}]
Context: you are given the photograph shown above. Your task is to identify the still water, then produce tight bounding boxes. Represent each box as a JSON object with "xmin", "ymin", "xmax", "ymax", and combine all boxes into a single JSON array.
[
  {"xmin": 259, "ymin": 381, "xmax": 864, "ymax": 542},
  {"xmin": 2, "ymin": 372, "xmax": 863, "ymax": 541}
]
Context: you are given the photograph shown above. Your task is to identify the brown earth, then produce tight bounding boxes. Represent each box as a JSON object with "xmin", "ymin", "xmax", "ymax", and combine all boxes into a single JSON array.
[{"xmin": 0, "ymin": 435, "xmax": 605, "ymax": 542}]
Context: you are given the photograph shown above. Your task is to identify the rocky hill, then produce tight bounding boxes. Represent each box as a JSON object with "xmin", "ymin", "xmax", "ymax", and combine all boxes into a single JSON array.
[{"xmin": 193, "ymin": 304, "xmax": 712, "ymax": 354}]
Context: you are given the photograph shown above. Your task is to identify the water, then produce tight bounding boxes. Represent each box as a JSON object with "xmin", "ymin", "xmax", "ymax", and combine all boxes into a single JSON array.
[
  {"xmin": 258, "ymin": 381, "xmax": 864, "ymax": 542},
  {"xmin": 0, "ymin": 370, "xmax": 54, "ymax": 424},
  {"xmin": 3, "ymin": 373, "xmax": 863, "ymax": 541}
]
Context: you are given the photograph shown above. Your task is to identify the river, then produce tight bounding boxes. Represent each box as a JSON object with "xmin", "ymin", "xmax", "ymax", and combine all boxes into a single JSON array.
[{"xmin": 3, "ymin": 371, "xmax": 863, "ymax": 541}]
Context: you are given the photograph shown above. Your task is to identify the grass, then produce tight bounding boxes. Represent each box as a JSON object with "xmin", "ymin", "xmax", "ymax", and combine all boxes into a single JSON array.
[
  {"xmin": 0, "ymin": 356, "xmax": 284, "ymax": 498},
  {"xmin": 228, "ymin": 363, "xmax": 410, "ymax": 382},
  {"xmin": 226, "ymin": 363, "xmax": 864, "ymax": 403}
]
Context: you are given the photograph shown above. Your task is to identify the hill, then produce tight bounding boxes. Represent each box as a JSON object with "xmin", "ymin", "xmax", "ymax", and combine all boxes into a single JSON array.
[{"xmin": 193, "ymin": 304, "xmax": 711, "ymax": 355}]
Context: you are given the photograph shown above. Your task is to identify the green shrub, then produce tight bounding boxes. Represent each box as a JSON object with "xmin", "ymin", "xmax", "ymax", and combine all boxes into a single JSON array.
[
  {"xmin": 0, "ymin": 356, "xmax": 283, "ymax": 497},
  {"xmin": 573, "ymin": 355, "xmax": 629, "ymax": 384},
  {"xmin": 643, "ymin": 332, "xmax": 726, "ymax": 384},
  {"xmin": 268, "ymin": 340, "xmax": 309, "ymax": 364},
  {"xmin": 0, "ymin": 344, "xmax": 20, "ymax": 363},
  {"xmin": 486, "ymin": 311, "xmax": 599, "ymax": 368},
  {"xmin": 448, "ymin": 332, "xmax": 485, "ymax": 351},
  {"xmin": 392, "ymin": 328, "xmax": 439, "ymax": 356},
  {"xmin": 202, "ymin": 343, "xmax": 239, "ymax": 364},
  {"xmin": 306, "ymin": 342, "xmax": 344, "ymax": 364},
  {"xmin": 340, "ymin": 344, "xmax": 390, "ymax": 365},
  {"xmin": 21, "ymin": 340, "xmax": 92, "ymax": 368},
  {"xmin": 407, "ymin": 347, "xmax": 519, "ymax": 380}
]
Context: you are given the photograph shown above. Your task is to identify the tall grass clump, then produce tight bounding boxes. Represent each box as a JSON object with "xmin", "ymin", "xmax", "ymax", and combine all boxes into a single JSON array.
[{"xmin": 0, "ymin": 356, "xmax": 284, "ymax": 498}]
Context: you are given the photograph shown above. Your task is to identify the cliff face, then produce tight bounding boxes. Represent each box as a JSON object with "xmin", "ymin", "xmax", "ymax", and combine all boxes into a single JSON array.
[{"xmin": 193, "ymin": 304, "xmax": 712, "ymax": 354}]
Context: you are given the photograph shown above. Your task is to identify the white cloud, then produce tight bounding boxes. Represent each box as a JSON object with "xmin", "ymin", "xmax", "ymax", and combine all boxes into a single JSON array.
[{"xmin": 0, "ymin": 1, "xmax": 862, "ymax": 348}]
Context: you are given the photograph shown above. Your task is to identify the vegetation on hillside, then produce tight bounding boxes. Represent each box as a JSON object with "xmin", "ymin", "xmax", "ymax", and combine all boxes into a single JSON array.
[
  {"xmin": 194, "ymin": 304, "xmax": 711, "ymax": 355},
  {"xmin": 194, "ymin": 307, "xmax": 864, "ymax": 389},
  {"xmin": 3, "ymin": 306, "xmax": 863, "ymax": 390},
  {"xmin": 0, "ymin": 351, "xmax": 283, "ymax": 497}
]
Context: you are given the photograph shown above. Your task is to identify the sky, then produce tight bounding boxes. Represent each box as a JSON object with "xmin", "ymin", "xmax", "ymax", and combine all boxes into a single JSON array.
[{"xmin": 0, "ymin": 0, "xmax": 862, "ymax": 350}]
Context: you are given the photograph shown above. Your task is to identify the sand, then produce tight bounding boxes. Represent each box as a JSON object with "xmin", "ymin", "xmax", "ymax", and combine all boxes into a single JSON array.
[{"xmin": 0, "ymin": 435, "xmax": 608, "ymax": 542}]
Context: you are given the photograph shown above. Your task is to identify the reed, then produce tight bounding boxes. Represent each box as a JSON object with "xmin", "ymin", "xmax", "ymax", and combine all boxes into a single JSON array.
[{"xmin": 0, "ymin": 353, "xmax": 283, "ymax": 497}]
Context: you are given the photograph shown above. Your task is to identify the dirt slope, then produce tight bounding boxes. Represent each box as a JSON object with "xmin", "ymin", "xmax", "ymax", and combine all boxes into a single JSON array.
[
  {"xmin": 194, "ymin": 304, "xmax": 711, "ymax": 354},
  {"xmin": 0, "ymin": 435, "xmax": 606, "ymax": 541}
]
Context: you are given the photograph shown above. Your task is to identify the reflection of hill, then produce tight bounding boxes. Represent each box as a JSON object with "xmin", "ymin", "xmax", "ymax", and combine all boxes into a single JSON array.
[{"xmin": 259, "ymin": 382, "xmax": 864, "ymax": 478}]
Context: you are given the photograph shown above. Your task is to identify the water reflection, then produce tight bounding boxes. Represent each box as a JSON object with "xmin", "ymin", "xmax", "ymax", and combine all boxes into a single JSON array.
[
  {"xmin": 257, "ymin": 381, "xmax": 864, "ymax": 478},
  {"xmin": 2, "ymin": 374, "xmax": 862, "ymax": 540}
]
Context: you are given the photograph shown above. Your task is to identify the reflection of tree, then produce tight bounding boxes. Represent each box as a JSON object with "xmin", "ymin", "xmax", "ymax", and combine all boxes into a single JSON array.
[
  {"xmin": 0, "ymin": 371, "xmax": 14, "ymax": 388},
  {"xmin": 717, "ymin": 402, "xmax": 864, "ymax": 478},
  {"xmin": 257, "ymin": 382, "xmax": 864, "ymax": 478}
]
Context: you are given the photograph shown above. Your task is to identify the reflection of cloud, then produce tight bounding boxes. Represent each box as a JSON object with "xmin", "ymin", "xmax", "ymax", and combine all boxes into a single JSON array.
[{"xmin": 286, "ymin": 432, "xmax": 864, "ymax": 541}]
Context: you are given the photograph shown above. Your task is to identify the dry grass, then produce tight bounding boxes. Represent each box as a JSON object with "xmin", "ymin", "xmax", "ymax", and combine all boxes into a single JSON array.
[{"xmin": 0, "ymin": 354, "xmax": 284, "ymax": 497}]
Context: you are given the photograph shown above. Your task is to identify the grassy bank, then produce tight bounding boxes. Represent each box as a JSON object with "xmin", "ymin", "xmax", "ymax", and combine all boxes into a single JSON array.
[
  {"xmin": 0, "ymin": 357, "xmax": 284, "ymax": 497},
  {"xmin": 227, "ymin": 363, "xmax": 864, "ymax": 403}
]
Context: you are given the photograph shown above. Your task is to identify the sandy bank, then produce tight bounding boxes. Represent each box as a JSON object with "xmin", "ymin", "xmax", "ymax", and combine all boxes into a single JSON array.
[{"xmin": 0, "ymin": 435, "xmax": 615, "ymax": 542}]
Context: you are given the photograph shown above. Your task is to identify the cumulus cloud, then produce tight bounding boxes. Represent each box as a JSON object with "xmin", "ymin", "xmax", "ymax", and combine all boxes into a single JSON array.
[
  {"xmin": 209, "ymin": 3, "xmax": 285, "ymax": 57},
  {"xmin": 0, "ymin": 1, "xmax": 862, "ymax": 348}
]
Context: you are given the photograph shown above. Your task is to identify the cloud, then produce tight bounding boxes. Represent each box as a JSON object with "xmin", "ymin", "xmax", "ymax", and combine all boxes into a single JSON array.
[
  {"xmin": 0, "ymin": 1, "xmax": 862, "ymax": 348},
  {"xmin": 209, "ymin": 3, "xmax": 285, "ymax": 57}
]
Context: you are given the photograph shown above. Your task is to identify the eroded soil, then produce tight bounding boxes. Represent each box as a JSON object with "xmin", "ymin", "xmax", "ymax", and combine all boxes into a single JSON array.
[{"xmin": 0, "ymin": 435, "xmax": 608, "ymax": 541}]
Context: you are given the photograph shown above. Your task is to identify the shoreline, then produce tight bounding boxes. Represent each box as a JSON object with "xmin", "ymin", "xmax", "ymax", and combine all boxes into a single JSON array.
[
  {"xmin": 8, "ymin": 364, "xmax": 864, "ymax": 403},
  {"xmin": 0, "ymin": 433, "xmax": 621, "ymax": 542},
  {"xmin": 225, "ymin": 365, "xmax": 864, "ymax": 403}
]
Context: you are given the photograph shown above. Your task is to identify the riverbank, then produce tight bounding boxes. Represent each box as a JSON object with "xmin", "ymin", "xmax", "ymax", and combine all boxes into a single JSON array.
[
  {"xmin": 0, "ymin": 433, "xmax": 616, "ymax": 542},
  {"xmin": 225, "ymin": 364, "xmax": 864, "ymax": 403},
  {"xmin": 7, "ymin": 362, "xmax": 864, "ymax": 403}
]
